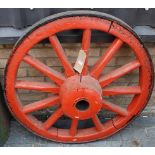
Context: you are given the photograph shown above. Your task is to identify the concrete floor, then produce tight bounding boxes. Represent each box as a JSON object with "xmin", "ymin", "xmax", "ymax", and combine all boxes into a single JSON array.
[{"xmin": 4, "ymin": 116, "xmax": 155, "ymax": 147}]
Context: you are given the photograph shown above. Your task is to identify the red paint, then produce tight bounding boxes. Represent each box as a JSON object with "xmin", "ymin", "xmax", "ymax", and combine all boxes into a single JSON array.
[
  {"xmin": 81, "ymin": 29, "xmax": 91, "ymax": 75},
  {"xmin": 15, "ymin": 81, "xmax": 59, "ymax": 93},
  {"xmin": 99, "ymin": 60, "xmax": 140, "ymax": 87},
  {"xmin": 49, "ymin": 35, "xmax": 75, "ymax": 77},
  {"xmin": 91, "ymin": 38, "xmax": 123, "ymax": 78},
  {"xmin": 5, "ymin": 16, "xmax": 153, "ymax": 143},
  {"xmin": 102, "ymin": 86, "xmax": 141, "ymax": 96},
  {"xmin": 60, "ymin": 75, "xmax": 102, "ymax": 120}
]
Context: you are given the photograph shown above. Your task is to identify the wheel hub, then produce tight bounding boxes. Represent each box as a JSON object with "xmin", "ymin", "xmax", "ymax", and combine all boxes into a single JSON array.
[{"xmin": 59, "ymin": 75, "xmax": 103, "ymax": 120}]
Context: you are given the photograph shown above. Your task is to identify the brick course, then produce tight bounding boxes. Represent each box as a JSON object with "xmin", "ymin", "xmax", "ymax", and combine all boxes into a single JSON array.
[{"xmin": 0, "ymin": 43, "xmax": 154, "ymax": 115}]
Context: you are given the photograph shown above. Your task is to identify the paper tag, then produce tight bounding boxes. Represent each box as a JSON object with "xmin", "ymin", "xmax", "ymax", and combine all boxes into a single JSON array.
[{"xmin": 73, "ymin": 49, "xmax": 86, "ymax": 73}]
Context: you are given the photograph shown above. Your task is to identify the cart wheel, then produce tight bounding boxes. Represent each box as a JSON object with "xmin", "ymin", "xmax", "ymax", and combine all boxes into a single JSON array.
[{"xmin": 5, "ymin": 11, "xmax": 154, "ymax": 143}]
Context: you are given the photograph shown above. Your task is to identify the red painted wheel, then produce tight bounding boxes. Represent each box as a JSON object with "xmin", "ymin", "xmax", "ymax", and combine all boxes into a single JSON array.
[{"xmin": 5, "ymin": 11, "xmax": 153, "ymax": 143}]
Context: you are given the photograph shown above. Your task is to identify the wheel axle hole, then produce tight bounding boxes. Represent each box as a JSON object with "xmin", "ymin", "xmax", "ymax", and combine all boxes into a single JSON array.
[{"xmin": 75, "ymin": 100, "xmax": 89, "ymax": 111}]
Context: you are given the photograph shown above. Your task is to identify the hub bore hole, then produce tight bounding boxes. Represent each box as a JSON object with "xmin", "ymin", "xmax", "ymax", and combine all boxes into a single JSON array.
[{"xmin": 75, "ymin": 100, "xmax": 89, "ymax": 111}]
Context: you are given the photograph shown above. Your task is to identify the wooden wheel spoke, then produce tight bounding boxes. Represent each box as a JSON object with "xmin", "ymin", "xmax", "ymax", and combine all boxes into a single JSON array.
[
  {"xmin": 103, "ymin": 86, "xmax": 141, "ymax": 96},
  {"xmin": 102, "ymin": 99, "xmax": 129, "ymax": 116},
  {"xmin": 49, "ymin": 35, "xmax": 75, "ymax": 77},
  {"xmin": 23, "ymin": 54, "xmax": 65, "ymax": 85},
  {"xmin": 81, "ymin": 29, "xmax": 91, "ymax": 75},
  {"xmin": 43, "ymin": 108, "xmax": 63, "ymax": 130},
  {"xmin": 23, "ymin": 96, "xmax": 59, "ymax": 114},
  {"xmin": 91, "ymin": 38, "xmax": 123, "ymax": 78},
  {"xmin": 99, "ymin": 60, "xmax": 140, "ymax": 87},
  {"xmin": 92, "ymin": 115, "xmax": 103, "ymax": 131},
  {"xmin": 69, "ymin": 119, "xmax": 78, "ymax": 136},
  {"xmin": 15, "ymin": 80, "xmax": 59, "ymax": 93}
]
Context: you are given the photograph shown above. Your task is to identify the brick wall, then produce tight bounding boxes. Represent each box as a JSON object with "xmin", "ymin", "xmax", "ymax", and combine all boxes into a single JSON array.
[{"xmin": 0, "ymin": 43, "xmax": 155, "ymax": 116}]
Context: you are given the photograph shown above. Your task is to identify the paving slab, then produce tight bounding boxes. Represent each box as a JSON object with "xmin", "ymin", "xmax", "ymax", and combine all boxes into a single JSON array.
[{"xmin": 4, "ymin": 116, "xmax": 155, "ymax": 147}]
